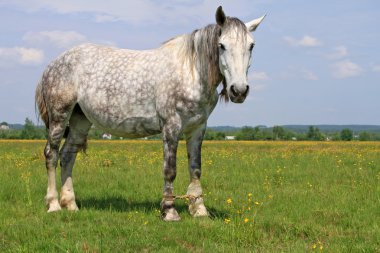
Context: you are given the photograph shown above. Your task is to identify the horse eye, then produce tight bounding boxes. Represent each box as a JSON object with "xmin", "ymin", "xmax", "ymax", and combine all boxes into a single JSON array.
[
  {"xmin": 249, "ymin": 43, "xmax": 254, "ymax": 51},
  {"xmin": 219, "ymin": 43, "xmax": 226, "ymax": 51}
]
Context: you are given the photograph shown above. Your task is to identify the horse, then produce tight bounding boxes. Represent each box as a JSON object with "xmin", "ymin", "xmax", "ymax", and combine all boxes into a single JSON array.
[{"xmin": 35, "ymin": 6, "xmax": 265, "ymax": 221}]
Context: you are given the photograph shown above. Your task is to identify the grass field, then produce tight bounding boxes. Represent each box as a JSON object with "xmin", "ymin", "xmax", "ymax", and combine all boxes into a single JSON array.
[{"xmin": 0, "ymin": 140, "xmax": 379, "ymax": 252}]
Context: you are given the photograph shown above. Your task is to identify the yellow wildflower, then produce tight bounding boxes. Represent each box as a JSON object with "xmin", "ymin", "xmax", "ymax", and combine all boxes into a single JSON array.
[
  {"xmin": 248, "ymin": 193, "xmax": 253, "ymax": 197},
  {"xmin": 254, "ymin": 201, "xmax": 260, "ymax": 205},
  {"xmin": 244, "ymin": 218, "xmax": 249, "ymax": 223},
  {"xmin": 224, "ymin": 218, "xmax": 231, "ymax": 224},
  {"xmin": 226, "ymin": 198, "xmax": 232, "ymax": 204}
]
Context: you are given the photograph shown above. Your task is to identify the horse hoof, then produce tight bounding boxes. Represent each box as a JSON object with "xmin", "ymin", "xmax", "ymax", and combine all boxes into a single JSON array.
[
  {"xmin": 47, "ymin": 200, "xmax": 62, "ymax": 213},
  {"xmin": 60, "ymin": 197, "xmax": 79, "ymax": 211},
  {"xmin": 162, "ymin": 208, "xmax": 181, "ymax": 221},
  {"xmin": 188, "ymin": 197, "xmax": 209, "ymax": 217},
  {"xmin": 66, "ymin": 202, "xmax": 79, "ymax": 211},
  {"xmin": 189, "ymin": 204, "xmax": 209, "ymax": 217}
]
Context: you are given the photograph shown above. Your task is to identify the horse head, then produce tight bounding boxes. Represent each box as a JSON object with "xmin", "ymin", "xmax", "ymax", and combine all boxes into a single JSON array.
[{"xmin": 216, "ymin": 6, "xmax": 265, "ymax": 103}]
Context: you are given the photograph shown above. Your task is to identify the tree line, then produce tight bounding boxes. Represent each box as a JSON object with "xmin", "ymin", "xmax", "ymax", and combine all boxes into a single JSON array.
[
  {"xmin": 1, "ymin": 119, "xmax": 380, "ymax": 141},
  {"xmin": 0, "ymin": 119, "xmax": 46, "ymax": 139},
  {"xmin": 205, "ymin": 126, "xmax": 380, "ymax": 141}
]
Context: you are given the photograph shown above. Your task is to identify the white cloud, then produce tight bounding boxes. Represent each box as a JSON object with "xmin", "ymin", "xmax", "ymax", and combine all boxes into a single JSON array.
[
  {"xmin": 0, "ymin": 1, "xmax": 170, "ymax": 24},
  {"xmin": 280, "ymin": 66, "xmax": 318, "ymax": 81},
  {"xmin": 95, "ymin": 14, "xmax": 118, "ymax": 23},
  {"xmin": 284, "ymin": 35, "xmax": 322, "ymax": 47},
  {"xmin": 23, "ymin": 30, "xmax": 87, "ymax": 48},
  {"xmin": 298, "ymin": 36, "xmax": 321, "ymax": 47},
  {"xmin": 0, "ymin": 47, "xmax": 44, "ymax": 66},
  {"xmin": 0, "ymin": 0, "xmax": 262, "ymax": 25},
  {"xmin": 302, "ymin": 70, "xmax": 318, "ymax": 81},
  {"xmin": 331, "ymin": 60, "xmax": 363, "ymax": 79},
  {"xmin": 248, "ymin": 71, "xmax": 269, "ymax": 92},
  {"xmin": 249, "ymin": 71, "xmax": 269, "ymax": 81},
  {"xmin": 251, "ymin": 84, "xmax": 266, "ymax": 91},
  {"xmin": 327, "ymin": 46, "xmax": 348, "ymax": 60},
  {"xmin": 372, "ymin": 65, "xmax": 380, "ymax": 72}
]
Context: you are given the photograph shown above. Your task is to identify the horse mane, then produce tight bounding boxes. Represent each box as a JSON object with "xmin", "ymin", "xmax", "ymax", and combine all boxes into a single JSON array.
[
  {"xmin": 163, "ymin": 17, "xmax": 248, "ymax": 102},
  {"xmin": 185, "ymin": 24, "xmax": 222, "ymax": 91}
]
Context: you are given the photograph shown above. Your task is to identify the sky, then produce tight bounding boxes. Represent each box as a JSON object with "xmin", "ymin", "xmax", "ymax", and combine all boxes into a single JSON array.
[{"xmin": 0, "ymin": 0, "xmax": 379, "ymax": 127}]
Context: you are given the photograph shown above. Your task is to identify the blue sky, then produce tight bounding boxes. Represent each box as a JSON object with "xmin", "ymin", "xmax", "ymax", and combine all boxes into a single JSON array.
[{"xmin": 0, "ymin": 0, "xmax": 379, "ymax": 126}]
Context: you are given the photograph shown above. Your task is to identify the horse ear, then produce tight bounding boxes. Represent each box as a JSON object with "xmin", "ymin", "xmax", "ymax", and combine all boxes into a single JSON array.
[
  {"xmin": 216, "ymin": 6, "xmax": 226, "ymax": 26},
  {"xmin": 245, "ymin": 15, "xmax": 266, "ymax": 32}
]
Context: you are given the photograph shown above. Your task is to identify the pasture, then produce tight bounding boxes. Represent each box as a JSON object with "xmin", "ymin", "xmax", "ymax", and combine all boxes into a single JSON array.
[{"xmin": 0, "ymin": 140, "xmax": 379, "ymax": 252}]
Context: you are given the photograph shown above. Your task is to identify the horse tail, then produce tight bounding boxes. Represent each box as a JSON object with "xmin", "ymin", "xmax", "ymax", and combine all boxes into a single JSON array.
[{"xmin": 35, "ymin": 80, "xmax": 49, "ymax": 129}]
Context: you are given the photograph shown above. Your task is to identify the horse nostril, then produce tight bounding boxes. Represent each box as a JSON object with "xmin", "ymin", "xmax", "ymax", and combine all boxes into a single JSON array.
[
  {"xmin": 230, "ymin": 85, "xmax": 239, "ymax": 97},
  {"xmin": 243, "ymin": 85, "xmax": 249, "ymax": 96}
]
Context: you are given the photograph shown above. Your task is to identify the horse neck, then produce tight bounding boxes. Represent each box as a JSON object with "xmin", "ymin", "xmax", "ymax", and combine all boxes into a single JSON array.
[
  {"xmin": 190, "ymin": 26, "xmax": 223, "ymax": 94},
  {"xmin": 195, "ymin": 51, "xmax": 223, "ymax": 94},
  {"xmin": 160, "ymin": 28, "xmax": 223, "ymax": 98}
]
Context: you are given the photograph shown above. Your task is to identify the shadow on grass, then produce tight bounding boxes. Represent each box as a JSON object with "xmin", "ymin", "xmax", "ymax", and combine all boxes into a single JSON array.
[{"xmin": 77, "ymin": 196, "xmax": 229, "ymax": 220}]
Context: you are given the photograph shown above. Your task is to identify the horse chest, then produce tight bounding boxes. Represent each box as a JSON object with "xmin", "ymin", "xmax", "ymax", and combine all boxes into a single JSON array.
[{"xmin": 176, "ymin": 91, "xmax": 219, "ymax": 130}]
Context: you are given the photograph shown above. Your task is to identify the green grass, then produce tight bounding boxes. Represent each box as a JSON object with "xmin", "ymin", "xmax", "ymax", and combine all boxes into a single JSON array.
[{"xmin": 0, "ymin": 140, "xmax": 379, "ymax": 252}]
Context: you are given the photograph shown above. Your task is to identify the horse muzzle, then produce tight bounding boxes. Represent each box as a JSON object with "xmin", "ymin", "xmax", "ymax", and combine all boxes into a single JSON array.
[{"xmin": 229, "ymin": 84, "xmax": 249, "ymax": 103}]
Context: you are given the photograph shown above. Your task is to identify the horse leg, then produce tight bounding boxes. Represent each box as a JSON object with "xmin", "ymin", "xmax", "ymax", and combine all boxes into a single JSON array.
[
  {"xmin": 45, "ymin": 121, "xmax": 67, "ymax": 212},
  {"xmin": 161, "ymin": 119, "xmax": 181, "ymax": 221},
  {"xmin": 59, "ymin": 106, "xmax": 92, "ymax": 211},
  {"xmin": 185, "ymin": 123, "xmax": 208, "ymax": 217}
]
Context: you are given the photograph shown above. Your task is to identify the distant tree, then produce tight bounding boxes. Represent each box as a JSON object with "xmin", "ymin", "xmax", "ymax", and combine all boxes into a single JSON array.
[
  {"xmin": 372, "ymin": 133, "xmax": 380, "ymax": 141},
  {"xmin": 330, "ymin": 132, "xmax": 341, "ymax": 141},
  {"xmin": 203, "ymin": 129, "xmax": 225, "ymax": 140},
  {"xmin": 272, "ymin": 126, "xmax": 285, "ymax": 140},
  {"xmin": 261, "ymin": 129, "xmax": 273, "ymax": 140},
  {"xmin": 307, "ymin": 126, "xmax": 324, "ymax": 141},
  {"xmin": 20, "ymin": 118, "xmax": 45, "ymax": 139},
  {"xmin": 0, "ymin": 129, "xmax": 21, "ymax": 139},
  {"xmin": 253, "ymin": 126, "xmax": 264, "ymax": 140},
  {"xmin": 359, "ymin": 131, "xmax": 371, "ymax": 141},
  {"xmin": 283, "ymin": 130, "xmax": 297, "ymax": 140},
  {"xmin": 87, "ymin": 126, "xmax": 104, "ymax": 139},
  {"xmin": 0, "ymin": 121, "xmax": 8, "ymax": 126},
  {"xmin": 204, "ymin": 129, "xmax": 216, "ymax": 140},
  {"xmin": 236, "ymin": 126, "xmax": 257, "ymax": 140},
  {"xmin": 340, "ymin": 128, "xmax": 353, "ymax": 141},
  {"xmin": 294, "ymin": 132, "xmax": 307, "ymax": 141},
  {"xmin": 307, "ymin": 126, "xmax": 315, "ymax": 140},
  {"xmin": 215, "ymin": 131, "xmax": 226, "ymax": 140}
]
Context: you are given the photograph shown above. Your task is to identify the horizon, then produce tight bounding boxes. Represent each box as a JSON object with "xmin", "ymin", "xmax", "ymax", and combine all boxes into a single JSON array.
[
  {"xmin": 1, "ymin": 1, "xmax": 379, "ymax": 125},
  {"xmin": 3, "ymin": 121, "xmax": 380, "ymax": 129}
]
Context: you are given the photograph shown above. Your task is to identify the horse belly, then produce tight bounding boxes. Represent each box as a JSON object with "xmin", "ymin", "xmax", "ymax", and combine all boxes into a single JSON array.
[
  {"xmin": 78, "ymin": 101, "xmax": 162, "ymax": 138},
  {"xmin": 107, "ymin": 116, "xmax": 162, "ymax": 138}
]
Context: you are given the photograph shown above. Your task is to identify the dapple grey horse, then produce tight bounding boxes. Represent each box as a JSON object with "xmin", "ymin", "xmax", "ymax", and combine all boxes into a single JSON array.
[{"xmin": 35, "ymin": 6, "xmax": 265, "ymax": 221}]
